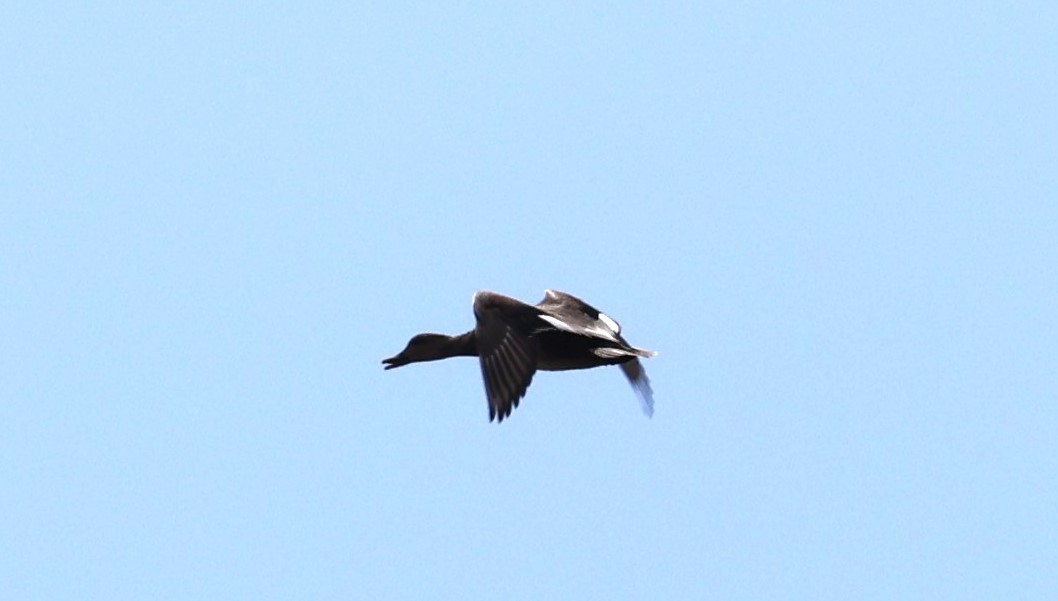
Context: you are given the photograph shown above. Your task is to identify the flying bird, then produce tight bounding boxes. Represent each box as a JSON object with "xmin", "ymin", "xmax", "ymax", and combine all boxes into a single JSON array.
[{"xmin": 382, "ymin": 289, "xmax": 657, "ymax": 422}]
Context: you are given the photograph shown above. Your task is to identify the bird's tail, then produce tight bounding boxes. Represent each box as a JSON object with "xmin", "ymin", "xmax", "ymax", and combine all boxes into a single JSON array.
[{"xmin": 593, "ymin": 346, "xmax": 658, "ymax": 359}]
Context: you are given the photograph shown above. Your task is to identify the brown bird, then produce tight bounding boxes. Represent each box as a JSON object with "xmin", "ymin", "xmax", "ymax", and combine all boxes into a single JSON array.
[{"xmin": 382, "ymin": 290, "xmax": 656, "ymax": 422}]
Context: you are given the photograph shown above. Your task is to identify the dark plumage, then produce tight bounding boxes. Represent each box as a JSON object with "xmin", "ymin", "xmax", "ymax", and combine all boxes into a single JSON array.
[{"xmin": 382, "ymin": 290, "xmax": 656, "ymax": 422}]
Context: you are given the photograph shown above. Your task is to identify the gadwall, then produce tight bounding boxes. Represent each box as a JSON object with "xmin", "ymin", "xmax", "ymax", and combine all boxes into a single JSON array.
[{"xmin": 383, "ymin": 290, "xmax": 656, "ymax": 422}]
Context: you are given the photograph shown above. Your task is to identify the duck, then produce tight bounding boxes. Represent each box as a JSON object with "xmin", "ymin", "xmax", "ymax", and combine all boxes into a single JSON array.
[{"xmin": 382, "ymin": 289, "xmax": 657, "ymax": 422}]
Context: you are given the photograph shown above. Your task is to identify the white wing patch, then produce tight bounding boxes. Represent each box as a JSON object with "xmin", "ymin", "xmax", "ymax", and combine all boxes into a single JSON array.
[
  {"xmin": 538, "ymin": 314, "xmax": 576, "ymax": 333},
  {"xmin": 540, "ymin": 312, "xmax": 620, "ymax": 342},
  {"xmin": 597, "ymin": 312, "xmax": 621, "ymax": 334}
]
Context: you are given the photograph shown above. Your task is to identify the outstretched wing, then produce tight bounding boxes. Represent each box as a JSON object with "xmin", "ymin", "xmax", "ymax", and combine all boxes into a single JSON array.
[
  {"xmin": 539, "ymin": 289, "xmax": 657, "ymax": 418},
  {"xmin": 473, "ymin": 292, "xmax": 540, "ymax": 422},
  {"xmin": 620, "ymin": 359, "xmax": 655, "ymax": 417},
  {"xmin": 537, "ymin": 289, "xmax": 622, "ymax": 341}
]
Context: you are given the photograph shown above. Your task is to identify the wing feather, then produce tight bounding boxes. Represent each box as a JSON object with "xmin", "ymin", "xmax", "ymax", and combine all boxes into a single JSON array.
[
  {"xmin": 620, "ymin": 359, "xmax": 655, "ymax": 417},
  {"xmin": 473, "ymin": 292, "xmax": 540, "ymax": 422}
]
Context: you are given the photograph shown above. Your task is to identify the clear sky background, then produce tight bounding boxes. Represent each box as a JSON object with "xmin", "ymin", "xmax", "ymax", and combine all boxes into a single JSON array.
[{"xmin": 3, "ymin": 3, "xmax": 1056, "ymax": 599}]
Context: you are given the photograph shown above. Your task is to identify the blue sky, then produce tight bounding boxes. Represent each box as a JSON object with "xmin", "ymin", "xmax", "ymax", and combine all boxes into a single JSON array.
[{"xmin": 3, "ymin": 2, "xmax": 1056, "ymax": 599}]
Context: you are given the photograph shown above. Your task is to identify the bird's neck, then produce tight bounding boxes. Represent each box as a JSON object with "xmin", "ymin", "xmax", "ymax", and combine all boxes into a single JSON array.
[{"xmin": 443, "ymin": 330, "xmax": 478, "ymax": 358}]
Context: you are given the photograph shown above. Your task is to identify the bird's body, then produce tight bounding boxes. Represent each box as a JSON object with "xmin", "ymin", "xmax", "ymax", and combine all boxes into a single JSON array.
[{"xmin": 383, "ymin": 289, "xmax": 656, "ymax": 422}]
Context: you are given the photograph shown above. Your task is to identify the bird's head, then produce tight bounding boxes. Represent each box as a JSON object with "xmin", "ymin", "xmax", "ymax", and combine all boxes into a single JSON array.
[{"xmin": 382, "ymin": 333, "xmax": 451, "ymax": 369}]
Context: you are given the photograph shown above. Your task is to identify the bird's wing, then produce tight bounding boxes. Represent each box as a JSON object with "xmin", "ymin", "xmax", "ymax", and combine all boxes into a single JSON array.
[
  {"xmin": 541, "ymin": 290, "xmax": 655, "ymax": 417},
  {"xmin": 473, "ymin": 292, "xmax": 540, "ymax": 422},
  {"xmin": 620, "ymin": 359, "xmax": 655, "ymax": 417},
  {"xmin": 538, "ymin": 289, "xmax": 622, "ymax": 340}
]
